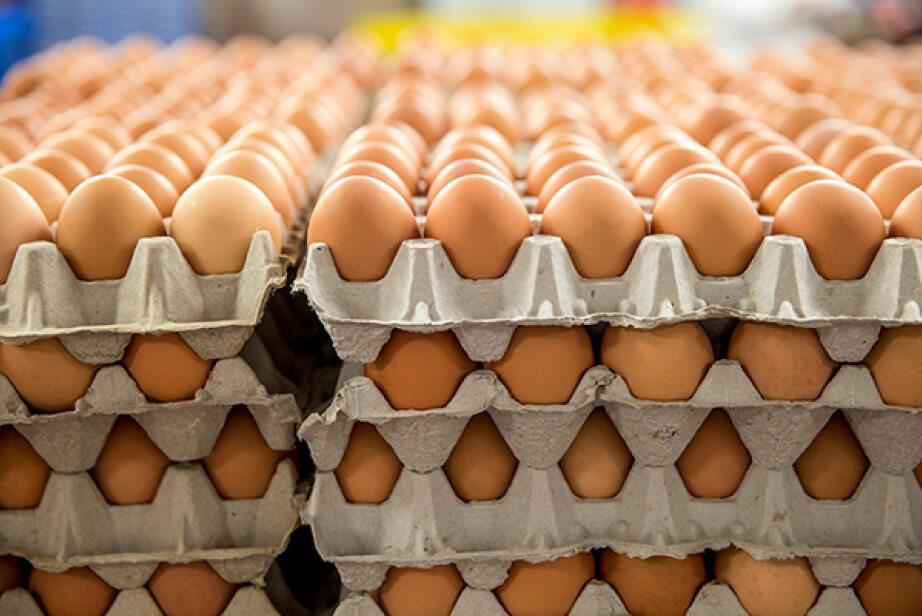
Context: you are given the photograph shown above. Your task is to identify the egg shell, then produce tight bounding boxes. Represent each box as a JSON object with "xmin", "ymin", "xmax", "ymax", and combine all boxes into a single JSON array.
[
  {"xmin": 621, "ymin": 123, "xmax": 684, "ymax": 163},
  {"xmin": 56, "ymin": 174, "xmax": 166, "ymax": 280},
  {"xmin": 335, "ymin": 422, "xmax": 402, "ymax": 504},
  {"xmin": 854, "ymin": 560, "xmax": 922, "ymax": 616},
  {"xmin": 0, "ymin": 125, "xmax": 32, "ymax": 160},
  {"xmin": 373, "ymin": 96, "xmax": 446, "ymax": 145},
  {"xmin": 539, "ymin": 176, "xmax": 646, "ymax": 278},
  {"xmin": 443, "ymin": 413, "xmax": 517, "ymax": 501},
  {"xmin": 759, "ymin": 164, "xmax": 840, "ymax": 215},
  {"xmin": 92, "ymin": 416, "xmax": 170, "ymax": 505},
  {"xmin": 341, "ymin": 123, "xmax": 421, "ymax": 166},
  {"xmin": 206, "ymin": 106, "xmax": 259, "ymax": 142},
  {"xmin": 795, "ymin": 412, "xmax": 868, "ymax": 499},
  {"xmin": 0, "ymin": 175, "xmax": 52, "ymax": 282},
  {"xmin": 684, "ymin": 101, "xmax": 746, "ymax": 144},
  {"xmin": 865, "ymin": 325, "xmax": 922, "ymax": 405},
  {"xmin": 607, "ymin": 111, "xmax": 660, "ymax": 144},
  {"xmin": 40, "ymin": 129, "xmax": 114, "ymax": 174},
  {"xmin": 866, "ymin": 159, "xmax": 922, "ymax": 218},
  {"xmin": 676, "ymin": 409, "xmax": 750, "ymax": 498},
  {"xmin": 725, "ymin": 132, "xmax": 791, "ymax": 173},
  {"xmin": 654, "ymin": 162, "xmax": 749, "ymax": 202},
  {"xmin": 148, "ymin": 561, "xmax": 238, "ymax": 616},
  {"xmin": 220, "ymin": 137, "xmax": 303, "ymax": 201},
  {"xmin": 171, "ymin": 175, "xmax": 281, "ymax": 275},
  {"xmin": 495, "ymin": 553, "xmax": 595, "ymax": 616},
  {"xmin": 889, "ymin": 184, "xmax": 922, "ymax": 238},
  {"xmin": 425, "ymin": 174, "xmax": 531, "ymax": 280},
  {"xmin": 122, "ymin": 332, "xmax": 214, "ymax": 403},
  {"xmin": 453, "ymin": 102, "xmax": 520, "ymax": 145},
  {"xmin": 308, "ymin": 175, "xmax": 418, "ymax": 281},
  {"xmin": 233, "ymin": 120, "xmax": 312, "ymax": 168},
  {"xmin": 0, "ymin": 162, "xmax": 68, "ymax": 223},
  {"xmin": 0, "ymin": 338, "xmax": 98, "ymax": 412},
  {"xmin": 485, "ymin": 326, "xmax": 594, "ymax": 405},
  {"xmin": 774, "ymin": 102, "xmax": 838, "ymax": 139},
  {"xmin": 738, "ymin": 144, "xmax": 813, "ymax": 199},
  {"xmin": 427, "ymin": 142, "xmax": 512, "ymax": 186},
  {"xmin": 205, "ymin": 150, "xmax": 294, "ymax": 229},
  {"xmin": 772, "ymin": 180, "xmax": 885, "ymax": 279},
  {"xmin": 633, "ymin": 142, "xmax": 718, "ymax": 197},
  {"xmin": 202, "ymin": 406, "xmax": 284, "ymax": 499},
  {"xmin": 146, "ymin": 119, "xmax": 223, "ymax": 154},
  {"xmin": 364, "ymin": 330, "xmax": 476, "ymax": 410},
  {"xmin": 623, "ymin": 133, "xmax": 695, "ymax": 178},
  {"xmin": 841, "ymin": 145, "xmax": 914, "ymax": 190},
  {"xmin": 22, "ymin": 148, "xmax": 91, "ymax": 192},
  {"xmin": 426, "ymin": 159, "xmax": 513, "ymax": 212},
  {"xmin": 525, "ymin": 144, "xmax": 606, "ymax": 196},
  {"xmin": 435, "ymin": 126, "xmax": 515, "ymax": 171},
  {"xmin": 107, "ymin": 164, "xmax": 179, "ymax": 217},
  {"xmin": 559, "ymin": 408, "xmax": 632, "ymax": 499},
  {"xmin": 0, "ymin": 556, "xmax": 23, "ymax": 592},
  {"xmin": 601, "ymin": 322, "xmax": 714, "ymax": 401},
  {"xmin": 599, "ymin": 551, "xmax": 707, "ymax": 616},
  {"xmin": 323, "ymin": 160, "xmax": 413, "ymax": 211},
  {"xmin": 715, "ymin": 549, "xmax": 819, "ymax": 616},
  {"xmin": 105, "ymin": 142, "xmax": 193, "ymax": 192},
  {"xmin": 818, "ymin": 126, "xmax": 891, "ymax": 173},
  {"xmin": 708, "ymin": 120, "xmax": 771, "ymax": 160},
  {"xmin": 144, "ymin": 130, "xmax": 210, "ymax": 177},
  {"xmin": 71, "ymin": 116, "xmax": 132, "ymax": 150},
  {"xmin": 376, "ymin": 566, "xmax": 464, "ymax": 616},
  {"xmin": 527, "ymin": 132, "xmax": 604, "ymax": 169},
  {"xmin": 29, "ymin": 567, "xmax": 116, "ymax": 616},
  {"xmin": 0, "ymin": 426, "xmax": 50, "ymax": 508},
  {"xmin": 537, "ymin": 159, "xmax": 623, "ymax": 213},
  {"xmin": 335, "ymin": 140, "xmax": 419, "ymax": 192}
]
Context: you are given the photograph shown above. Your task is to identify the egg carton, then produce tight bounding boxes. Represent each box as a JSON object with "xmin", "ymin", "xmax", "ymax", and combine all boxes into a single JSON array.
[
  {"xmin": 295, "ymin": 233, "xmax": 922, "ymax": 363},
  {"xmin": 0, "ymin": 230, "xmax": 285, "ymax": 364},
  {"xmin": 0, "ymin": 356, "xmax": 302, "ymax": 472},
  {"xmin": 0, "ymin": 585, "xmax": 281, "ymax": 616},
  {"xmin": 0, "ymin": 460, "xmax": 304, "ymax": 579}
]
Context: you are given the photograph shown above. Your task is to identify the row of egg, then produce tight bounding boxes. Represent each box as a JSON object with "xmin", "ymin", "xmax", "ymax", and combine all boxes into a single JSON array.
[
  {"xmin": 0, "ymin": 406, "xmax": 294, "ymax": 510},
  {"xmin": 362, "ymin": 549, "xmax": 920, "ymax": 616},
  {"xmin": 0, "ymin": 556, "xmax": 247, "ymax": 616}
]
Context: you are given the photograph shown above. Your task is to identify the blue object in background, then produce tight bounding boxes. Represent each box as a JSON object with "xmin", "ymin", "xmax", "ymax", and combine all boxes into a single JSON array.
[{"xmin": 0, "ymin": 2, "xmax": 32, "ymax": 77}]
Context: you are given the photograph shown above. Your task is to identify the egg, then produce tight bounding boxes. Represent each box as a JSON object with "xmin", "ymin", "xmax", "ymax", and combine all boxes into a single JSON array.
[
  {"xmin": 841, "ymin": 145, "xmax": 913, "ymax": 190},
  {"xmin": 526, "ymin": 144, "xmax": 607, "ymax": 196},
  {"xmin": 232, "ymin": 120, "xmax": 312, "ymax": 168},
  {"xmin": 148, "ymin": 561, "xmax": 238, "ymax": 616},
  {"xmin": 485, "ymin": 326, "xmax": 594, "ymax": 405},
  {"xmin": 436, "ymin": 125, "xmax": 515, "ymax": 171},
  {"xmin": 55, "ymin": 174, "xmax": 166, "ymax": 280},
  {"xmin": 0, "ymin": 556, "xmax": 23, "ymax": 592},
  {"xmin": 0, "ymin": 426, "xmax": 49, "ymax": 508},
  {"xmin": 144, "ymin": 130, "xmax": 210, "ymax": 178},
  {"xmin": 654, "ymin": 163, "xmax": 750, "ymax": 201},
  {"xmin": 864, "ymin": 325, "xmax": 922, "ymax": 405},
  {"xmin": 107, "ymin": 164, "xmax": 179, "ymax": 217},
  {"xmin": 171, "ymin": 175, "xmax": 281, "ymax": 275},
  {"xmin": 795, "ymin": 412, "xmax": 868, "ymax": 499},
  {"xmin": 335, "ymin": 140, "xmax": 419, "ymax": 192},
  {"xmin": 205, "ymin": 106, "xmax": 259, "ymax": 142},
  {"xmin": 147, "ymin": 119, "xmax": 223, "ymax": 155},
  {"xmin": 335, "ymin": 422, "xmax": 402, "ymax": 503},
  {"xmin": 372, "ymin": 96, "xmax": 446, "ymax": 145},
  {"xmin": 599, "ymin": 551, "xmax": 707, "ymax": 616},
  {"xmin": 122, "ymin": 333, "xmax": 214, "ymax": 403},
  {"xmin": 340, "ymin": 123, "xmax": 420, "ymax": 166},
  {"xmin": 759, "ymin": 164, "xmax": 840, "ymax": 215},
  {"xmin": 528, "ymin": 132, "xmax": 603, "ymax": 169},
  {"xmin": 40, "ymin": 129, "xmax": 114, "ymax": 173},
  {"xmin": 443, "ymin": 413, "xmax": 517, "ymax": 501},
  {"xmin": 772, "ymin": 180, "xmax": 885, "ymax": 279},
  {"xmin": 220, "ymin": 137, "xmax": 303, "ymax": 200},
  {"xmin": 0, "ymin": 162, "xmax": 68, "ymax": 223},
  {"xmin": 308, "ymin": 175, "xmax": 418, "ymax": 281},
  {"xmin": 0, "ymin": 126, "xmax": 32, "ymax": 160},
  {"xmin": 866, "ymin": 160, "xmax": 922, "ymax": 218},
  {"xmin": 427, "ymin": 142, "xmax": 512, "ymax": 186},
  {"xmin": 677, "ymin": 409, "xmax": 750, "ymax": 498},
  {"xmin": 623, "ymin": 133, "xmax": 696, "ymax": 178},
  {"xmin": 725, "ymin": 133, "xmax": 791, "ymax": 173},
  {"xmin": 376, "ymin": 566, "xmax": 464, "ymax": 616},
  {"xmin": 607, "ymin": 111, "xmax": 661, "ymax": 144},
  {"xmin": 537, "ymin": 160, "xmax": 623, "ymax": 213},
  {"xmin": 22, "ymin": 148, "xmax": 91, "ymax": 191},
  {"xmin": 425, "ymin": 174, "xmax": 531, "ymax": 279},
  {"xmin": 774, "ymin": 101, "xmax": 839, "ymax": 139},
  {"xmin": 738, "ymin": 144, "xmax": 813, "ymax": 199},
  {"xmin": 854, "ymin": 560, "xmax": 922, "ymax": 616},
  {"xmin": 559, "ymin": 408, "xmax": 632, "ymax": 498},
  {"xmin": 727, "ymin": 322, "xmax": 836, "ymax": 400},
  {"xmin": 29, "ymin": 567, "xmax": 116, "ymax": 616},
  {"xmin": 539, "ymin": 176, "xmax": 646, "ymax": 278},
  {"xmin": 71, "ymin": 116, "xmax": 132, "ymax": 150},
  {"xmin": 426, "ymin": 159, "xmax": 513, "ymax": 211},
  {"xmin": 495, "ymin": 553, "xmax": 595, "ymax": 616},
  {"xmin": 601, "ymin": 322, "xmax": 714, "ymax": 401},
  {"xmin": 204, "ymin": 150, "xmax": 294, "ymax": 229},
  {"xmin": 105, "ymin": 142, "xmax": 193, "ymax": 192},
  {"xmin": 890, "ymin": 185, "xmax": 922, "ymax": 238},
  {"xmin": 683, "ymin": 101, "xmax": 746, "ymax": 144},
  {"xmin": 92, "ymin": 416, "xmax": 169, "ymax": 504},
  {"xmin": 715, "ymin": 549, "xmax": 819, "ymax": 616},
  {"xmin": 708, "ymin": 120, "xmax": 771, "ymax": 160},
  {"xmin": 0, "ymin": 338, "xmax": 98, "ymax": 412},
  {"xmin": 818, "ymin": 126, "xmax": 891, "ymax": 173},
  {"xmin": 0, "ymin": 175, "xmax": 52, "ymax": 283},
  {"xmin": 633, "ymin": 142, "xmax": 718, "ymax": 197},
  {"xmin": 202, "ymin": 406, "xmax": 285, "ymax": 499}
]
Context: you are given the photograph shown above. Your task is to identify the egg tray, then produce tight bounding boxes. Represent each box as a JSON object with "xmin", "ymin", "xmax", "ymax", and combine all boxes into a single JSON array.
[
  {"xmin": 0, "ymin": 459, "xmax": 305, "ymax": 580},
  {"xmin": 0, "ymin": 585, "xmax": 282, "ymax": 616},
  {"xmin": 295, "ymin": 231, "xmax": 922, "ymax": 363},
  {"xmin": 0, "ymin": 356, "xmax": 302, "ymax": 473},
  {"xmin": 0, "ymin": 230, "xmax": 285, "ymax": 364}
]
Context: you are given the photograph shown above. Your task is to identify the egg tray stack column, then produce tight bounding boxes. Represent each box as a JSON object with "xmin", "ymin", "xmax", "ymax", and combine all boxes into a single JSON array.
[{"xmin": 0, "ymin": 230, "xmax": 311, "ymax": 615}]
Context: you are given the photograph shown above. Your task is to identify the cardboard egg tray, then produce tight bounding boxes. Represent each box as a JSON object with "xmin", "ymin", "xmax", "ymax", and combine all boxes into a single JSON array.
[{"xmin": 300, "ymin": 362, "xmax": 922, "ymax": 590}]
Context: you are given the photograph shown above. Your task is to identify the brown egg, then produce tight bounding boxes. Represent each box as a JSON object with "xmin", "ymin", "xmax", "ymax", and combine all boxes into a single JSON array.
[
  {"xmin": 537, "ymin": 160, "xmax": 622, "ymax": 213},
  {"xmin": 427, "ymin": 142, "xmax": 512, "ymax": 186},
  {"xmin": 92, "ymin": 417, "xmax": 169, "ymax": 504},
  {"xmin": 122, "ymin": 332, "xmax": 213, "ymax": 402},
  {"xmin": 608, "ymin": 111, "xmax": 661, "ymax": 144},
  {"xmin": 40, "ymin": 129, "xmax": 114, "ymax": 174},
  {"xmin": 841, "ymin": 145, "xmax": 914, "ymax": 190},
  {"xmin": 335, "ymin": 422, "xmax": 402, "ymax": 503},
  {"xmin": 0, "ymin": 426, "xmax": 49, "ymax": 508},
  {"xmin": 56, "ymin": 174, "xmax": 166, "ymax": 280},
  {"xmin": 866, "ymin": 160, "xmax": 922, "ymax": 218},
  {"xmin": 232, "ymin": 120, "xmax": 312, "ymax": 168},
  {"xmin": 653, "ymin": 174, "xmax": 762, "ymax": 276},
  {"xmin": 444, "ymin": 413, "xmax": 517, "ymax": 501},
  {"xmin": 0, "ymin": 162, "xmax": 68, "ymax": 223},
  {"xmin": 202, "ymin": 406, "xmax": 285, "ymax": 499},
  {"xmin": 725, "ymin": 133, "xmax": 791, "ymax": 173},
  {"xmin": 340, "ymin": 123, "xmax": 420, "ymax": 167},
  {"xmin": 0, "ymin": 556, "xmax": 23, "ymax": 592},
  {"xmin": 148, "ymin": 119, "xmax": 222, "ymax": 155},
  {"xmin": 601, "ymin": 322, "xmax": 714, "ymax": 401},
  {"xmin": 854, "ymin": 560, "xmax": 922, "ymax": 616},
  {"xmin": 365, "ymin": 330, "xmax": 476, "ymax": 410},
  {"xmin": 71, "ymin": 116, "xmax": 132, "ymax": 151},
  {"xmin": 654, "ymin": 163, "xmax": 749, "ymax": 202},
  {"xmin": 107, "ymin": 164, "xmax": 179, "ymax": 217},
  {"xmin": 204, "ymin": 151, "xmax": 294, "ymax": 229},
  {"xmin": 774, "ymin": 102, "xmax": 838, "ymax": 140},
  {"xmin": 677, "ymin": 409, "xmax": 750, "ymax": 498},
  {"xmin": 0, "ymin": 126, "xmax": 32, "ymax": 161},
  {"xmin": 738, "ymin": 145, "xmax": 813, "ymax": 199},
  {"xmin": 759, "ymin": 164, "xmax": 840, "ymax": 215},
  {"xmin": 795, "ymin": 412, "xmax": 868, "ymax": 499},
  {"xmin": 865, "ymin": 325, "xmax": 922, "ymax": 405},
  {"xmin": 426, "ymin": 174, "xmax": 531, "ymax": 279},
  {"xmin": 528, "ymin": 132, "xmax": 603, "ymax": 169},
  {"xmin": 526, "ymin": 144, "xmax": 606, "ymax": 196},
  {"xmin": 796, "ymin": 120, "xmax": 857, "ymax": 159},
  {"xmin": 0, "ymin": 338, "xmax": 98, "ymax": 412},
  {"xmin": 539, "ymin": 176, "xmax": 645, "ymax": 278},
  {"xmin": 772, "ymin": 180, "xmax": 885, "ymax": 279},
  {"xmin": 323, "ymin": 162, "xmax": 411, "ymax": 212},
  {"xmin": 148, "ymin": 561, "xmax": 238, "ymax": 616},
  {"xmin": 308, "ymin": 176, "xmax": 418, "ymax": 281},
  {"xmin": 144, "ymin": 131, "xmax": 210, "ymax": 177},
  {"xmin": 485, "ymin": 326, "xmax": 594, "ymax": 405},
  {"xmin": 426, "ymin": 160, "xmax": 512, "ymax": 211},
  {"xmin": 600, "ymin": 551, "xmax": 707, "ymax": 616},
  {"xmin": 559, "ymin": 408, "xmax": 632, "ymax": 498},
  {"xmin": 684, "ymin": 102, "xmax": 746, "ymax": 144},
  {"xmin": 633, "ymin": 143, "xmax": 718, "ymax": 197},
  {"xmin": 0, "ymin": 175, "xmax": 52, "ymax": 282},
  {"xmin": 727, "ymin": 322, "xmax": 836, "ymax": 400},
  {"xmin": 171, "ymin": 175, "xmax": 281, "ymax": 274},
  {"xmin": 377, "ymin": 566, "xmax": 464, "ymax": 616},
  {"xmin": 819, "ymin": 126, "xmax": 891, "ymax": 173},
  {"xmin": 890, "ymin": 185, "xmax": 922, "ymax": 238},
  {"xmin": 373, "ymin": 97, "xmax": 446, "ymax": 145},
  {"xmin": 335, "ymin": 141, "xmax": 419, "ymax": 192},
  {"xmin": 708, "ymin": 120, "xmax": 771, "ymax": 160},
  {"xmin": 715, "ymin": 549, "xmax": 819, "ymax": 616},
  {"xmin": 220, "ymin": 137, "xmax": 303, "ymax": 201},
  {"xmin": 496, "ymin": 553, "xmax": 595, "ymax": 616},
  {"xmin": 22, "ymin": 148, "xmax": 91, "ymax": 191},
  {"xmin": 437, "ymin": 125, "xmax": 515, "ymax": 171},
  {"xmin": 623, "ymin": 131, "xmax": 692, "ymax": 178},
  {"xmin": 205, "ymin": 106, "xmax": 259, "ymax": 142},
  {"xmin": 105, "ymin": 143, "xmax": 193, "ymax": 192},
  {"xmin": 29, "ymin": 567, "xmax": 116, "ymax": 616}
]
